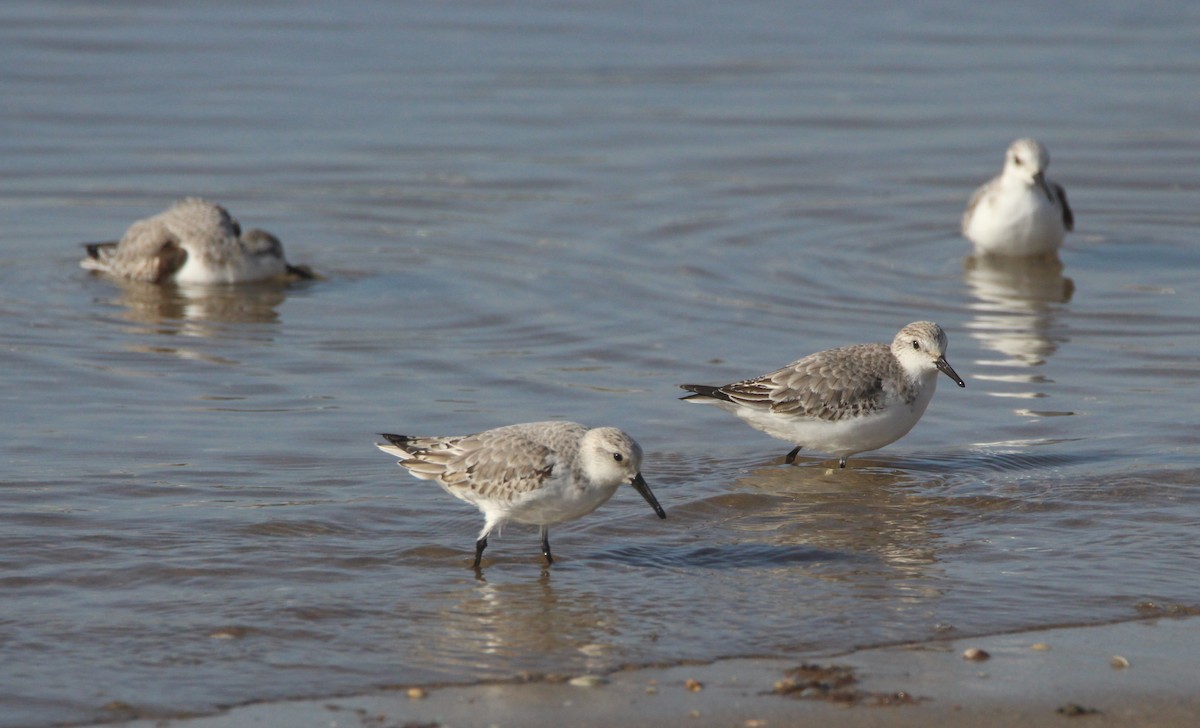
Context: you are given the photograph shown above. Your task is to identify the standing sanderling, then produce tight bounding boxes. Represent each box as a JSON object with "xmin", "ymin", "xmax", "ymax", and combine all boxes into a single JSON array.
[
  {"xmin": 679, "ymin": 322, "xmax": 965, "ymax": 468},
  {"xmin": 962, "ymin": 138, "xmax": 1074, "ymax": 257},
  {"xmin": 80, "ymin": 197, "xmax": 314, "ymax": 284},
  {"xmin": 375, "ymin": 421, "xmax": 666, "ymax": 568}
]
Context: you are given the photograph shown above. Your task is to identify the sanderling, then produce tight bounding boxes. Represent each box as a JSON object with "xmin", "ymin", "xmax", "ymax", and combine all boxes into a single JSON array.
[
  {"xmin": 375, "ymin": 421, "xmax": 666, "ymax": 568},
  {"xmin": 962, "ymin": 138, "xmax": 1074, "ymax": 257},
  {"xmin": 680, "ymin": 322, "xmax": 965, "ymax": 468},
  {"xmin": 80, "ymin": 197, "xmax": 314, "ymax": 284}
]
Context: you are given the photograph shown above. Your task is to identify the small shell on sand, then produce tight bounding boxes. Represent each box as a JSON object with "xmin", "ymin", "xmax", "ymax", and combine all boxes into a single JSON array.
[
  {"xmin": 962, "ymin": 647, "xmax": 990, "ymax": 661},
  {"xmin": 1110, "ymin": 655, "xmax": 1131, "ymax": 669},
  {"xmin": 568, "ymin": 675, "xmax": 609, "ymax": 688}
]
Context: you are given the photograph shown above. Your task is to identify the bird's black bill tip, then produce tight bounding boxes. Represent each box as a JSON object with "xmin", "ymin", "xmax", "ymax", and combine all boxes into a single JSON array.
[
  {"xmin": 631, "ymin": 473, "xmax": 667, "ymax": 519},
  {"xmin": 1034, "ymin": 173, "xmax": 1054, "ymax": 202},
  {"xmin": 937, "ymin": 357, "xmax": 966, "ymax": 388}
]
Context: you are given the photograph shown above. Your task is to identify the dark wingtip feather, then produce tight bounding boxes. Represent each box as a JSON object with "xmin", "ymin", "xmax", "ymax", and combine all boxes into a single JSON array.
[
  {"xmin": 286, "ymin": 264, "xmax": 318, "ymax": 280},
  {"xmin": 679, "ymin": 384, "xmax": 730, "ymax": 402},
  {"xmin": 379, "ymin": 433, "xmax": 411, "ymax": 446},
  {"xmin": 82, "ymin": 241, "xmax": 116, "ymax": 259},
  {"xmin": 1055, "ymin": 183, "xmax": 1074, "ymax": 231}
]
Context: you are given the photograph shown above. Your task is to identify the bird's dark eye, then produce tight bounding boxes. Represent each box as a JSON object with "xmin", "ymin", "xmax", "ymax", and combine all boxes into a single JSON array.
[
  {"xmin": 613, "ymin": 453, "xmax": 623, "ymax": 462},
  {"xmin": 1013, "ymin": 156, "xmax": 1023, "ymax": 166},
  {"xmin": 912, "ymin": 340, "xmax": 921, "ymax": 350}
]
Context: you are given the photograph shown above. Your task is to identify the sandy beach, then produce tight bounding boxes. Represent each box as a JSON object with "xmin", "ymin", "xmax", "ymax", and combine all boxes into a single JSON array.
[{"xmin": 99, "ymin": 615, "xmax": 1199, "ymax": 728}]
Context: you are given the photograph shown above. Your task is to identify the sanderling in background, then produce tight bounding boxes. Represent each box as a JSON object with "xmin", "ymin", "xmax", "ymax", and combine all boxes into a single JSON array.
[
  {"xmin": 80, "ymin": 197, "xmax": 314, "ymax": 284},
  {"xmin": 962, "ymin": 138, "xmax": 1074, "ymax": 257},
  {"xmin": 375, "ymin": 421, "xmax": 666, "ymax": 568},
  {"xmin": 680, "ymin": 321, "xmax": 965, "ymax": 468}
]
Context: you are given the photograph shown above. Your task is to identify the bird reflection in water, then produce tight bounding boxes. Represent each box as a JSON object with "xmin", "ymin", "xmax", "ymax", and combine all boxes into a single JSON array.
[
  {"xmin": 85, "ymin": 276, "xmax": 315, "ymax": 367},
  {"xmin": 963, "ymin": 254, "xmax": 1073, "ymax": 413},
  {"xmin": 411, "ymin": 572, "xmax": 624, "ymax": 676},
  {"xmin": 91, "ymin": 276, "xmax": 309, "ymax": 335},
  {"xmin": 732, "ymin": 463, "xmax": 945, "ymax": 557}
]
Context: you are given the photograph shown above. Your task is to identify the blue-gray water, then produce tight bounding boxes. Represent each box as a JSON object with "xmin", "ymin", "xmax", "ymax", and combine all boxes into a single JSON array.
[{"xmin": 3, "ymin": 1, "xmax": 1200, "ymax": 725}]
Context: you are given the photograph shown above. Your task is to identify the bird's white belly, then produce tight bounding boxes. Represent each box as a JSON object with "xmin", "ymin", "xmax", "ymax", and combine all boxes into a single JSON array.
[
  {"xmin": 465, "ymin": 477, "xmax": 620, "ymax": 527},
  {"xmin": 969, "ymin": 189, "xmax": 1064, "ymax": 256},
  {"xmin": 716, "ymin": 378, "xmax": 938, "ymax": 458},
  {"xmin": 174, "ymin": 253, "xmax": 284, "ymax": 284}
]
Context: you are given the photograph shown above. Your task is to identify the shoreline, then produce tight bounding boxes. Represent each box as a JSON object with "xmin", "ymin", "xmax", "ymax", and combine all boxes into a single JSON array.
[{"xmin": 98, "ymin": 615, "xmax": 1200, "ymax": 728}]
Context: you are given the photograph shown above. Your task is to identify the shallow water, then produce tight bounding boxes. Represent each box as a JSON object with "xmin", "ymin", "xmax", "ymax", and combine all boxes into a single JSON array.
[{"xmin": 3, "ymin": 1, "xmax": 1200, "ymax": 725}]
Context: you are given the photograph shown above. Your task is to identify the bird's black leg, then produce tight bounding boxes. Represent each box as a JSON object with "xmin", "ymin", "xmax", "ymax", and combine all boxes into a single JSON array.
[
  {"xmin": 540, "ymin": 526, "xmax": 554, "ymax": 565},
  {"xmin": 473, "ymin": 536, "xmax": 488, "ymax": 569},
  {"xmin": 785, "ymin": 446, "xmax": 802, "ymax": 464}
]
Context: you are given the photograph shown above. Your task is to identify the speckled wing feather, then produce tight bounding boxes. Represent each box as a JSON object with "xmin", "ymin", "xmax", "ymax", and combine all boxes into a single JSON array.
[
  {"xmin": 86, "ymin": 199, "xmax": 240, "ymax": 282},
  {"xmin": 81, "ymin": 220, "xmax": 188, "ymax": 282},
  {"xmin": 383, "ymin": 423, "xmax": 588, "ymax": 501},
  {"xmin": 715, "ymin": 343, "xmax": 905, "ymax": 422},
  {"xmin": 106, "ymin": 216, "xmax": 190, "ymax": 282}
]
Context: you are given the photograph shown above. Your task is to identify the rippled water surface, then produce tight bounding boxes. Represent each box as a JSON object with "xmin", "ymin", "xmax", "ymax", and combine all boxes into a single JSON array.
[{"xmin": 3, "ymin": 1, "xmax": 1200, "ymax": 725}]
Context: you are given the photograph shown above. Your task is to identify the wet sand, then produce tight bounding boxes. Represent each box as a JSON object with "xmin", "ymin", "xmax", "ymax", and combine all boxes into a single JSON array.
[{"xmin": 102, "ymin": 616, "xmax": 1200, "ymax": 727}]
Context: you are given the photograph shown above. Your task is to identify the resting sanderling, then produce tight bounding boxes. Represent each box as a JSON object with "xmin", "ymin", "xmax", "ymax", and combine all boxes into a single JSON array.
[
  {"xmin": 962, "ymin": 138, "xmax": 1074, "ymax": 257},
  {"xmin": 80, "ymin": 197, "xmax": 314, "ymax": 284},
  {"xmin": 375, "ymin": 421, "xmax": 666, "ymax": 568},
  {"xmin": 680, "ymin": 322, "xmax": 965, "ymax": 468}
]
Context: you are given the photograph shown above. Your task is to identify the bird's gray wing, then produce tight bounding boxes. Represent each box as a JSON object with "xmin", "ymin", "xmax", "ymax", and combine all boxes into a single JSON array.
[
  {"xmin": 106, "ymin": 218, "xmax": 188, "ymax": 282},
  {"xmin": 401, "ymin": 430, "xmax": 559, "ymax": 501},
  {"xmin": 1053, "ymin": 182, "xmax": 1074, "ymax": 231},
  {"xmin": 719, "ymin": 344, "xmax": 893, "ymax": 422},
  {"xmin": 961, "ymin": 176, "xmax": 998, "ymax": 234}
]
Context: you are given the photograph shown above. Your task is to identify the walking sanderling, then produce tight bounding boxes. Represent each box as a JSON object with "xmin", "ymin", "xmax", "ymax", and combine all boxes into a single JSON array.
[
  {"xmin": 680, "ymin": 322, "xmax": 965, "ymax": 468},
  {"xmin": 962, "ymin": 138, "xmax": 1074, "ymax": 257},
  {"xmin": 80, "ymin": 198, "xmax": 314, "ymax": 284},
  {"xmin": 375, "ymin": 421, "xmax": 666, "ymax": 568}
]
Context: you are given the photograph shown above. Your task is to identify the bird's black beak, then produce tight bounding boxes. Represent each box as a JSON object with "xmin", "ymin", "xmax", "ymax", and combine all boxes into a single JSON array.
[
  {"xmin": 630, "ymin": 473, "xmax": 666, "ymax": 519},
  {"xmin": 937, "ymin": 355, "xmax": 966, "ymax": 387},
  {"xmin": 1033, "ymin": 171, "xmax": 1053, "ymax": 202}
]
